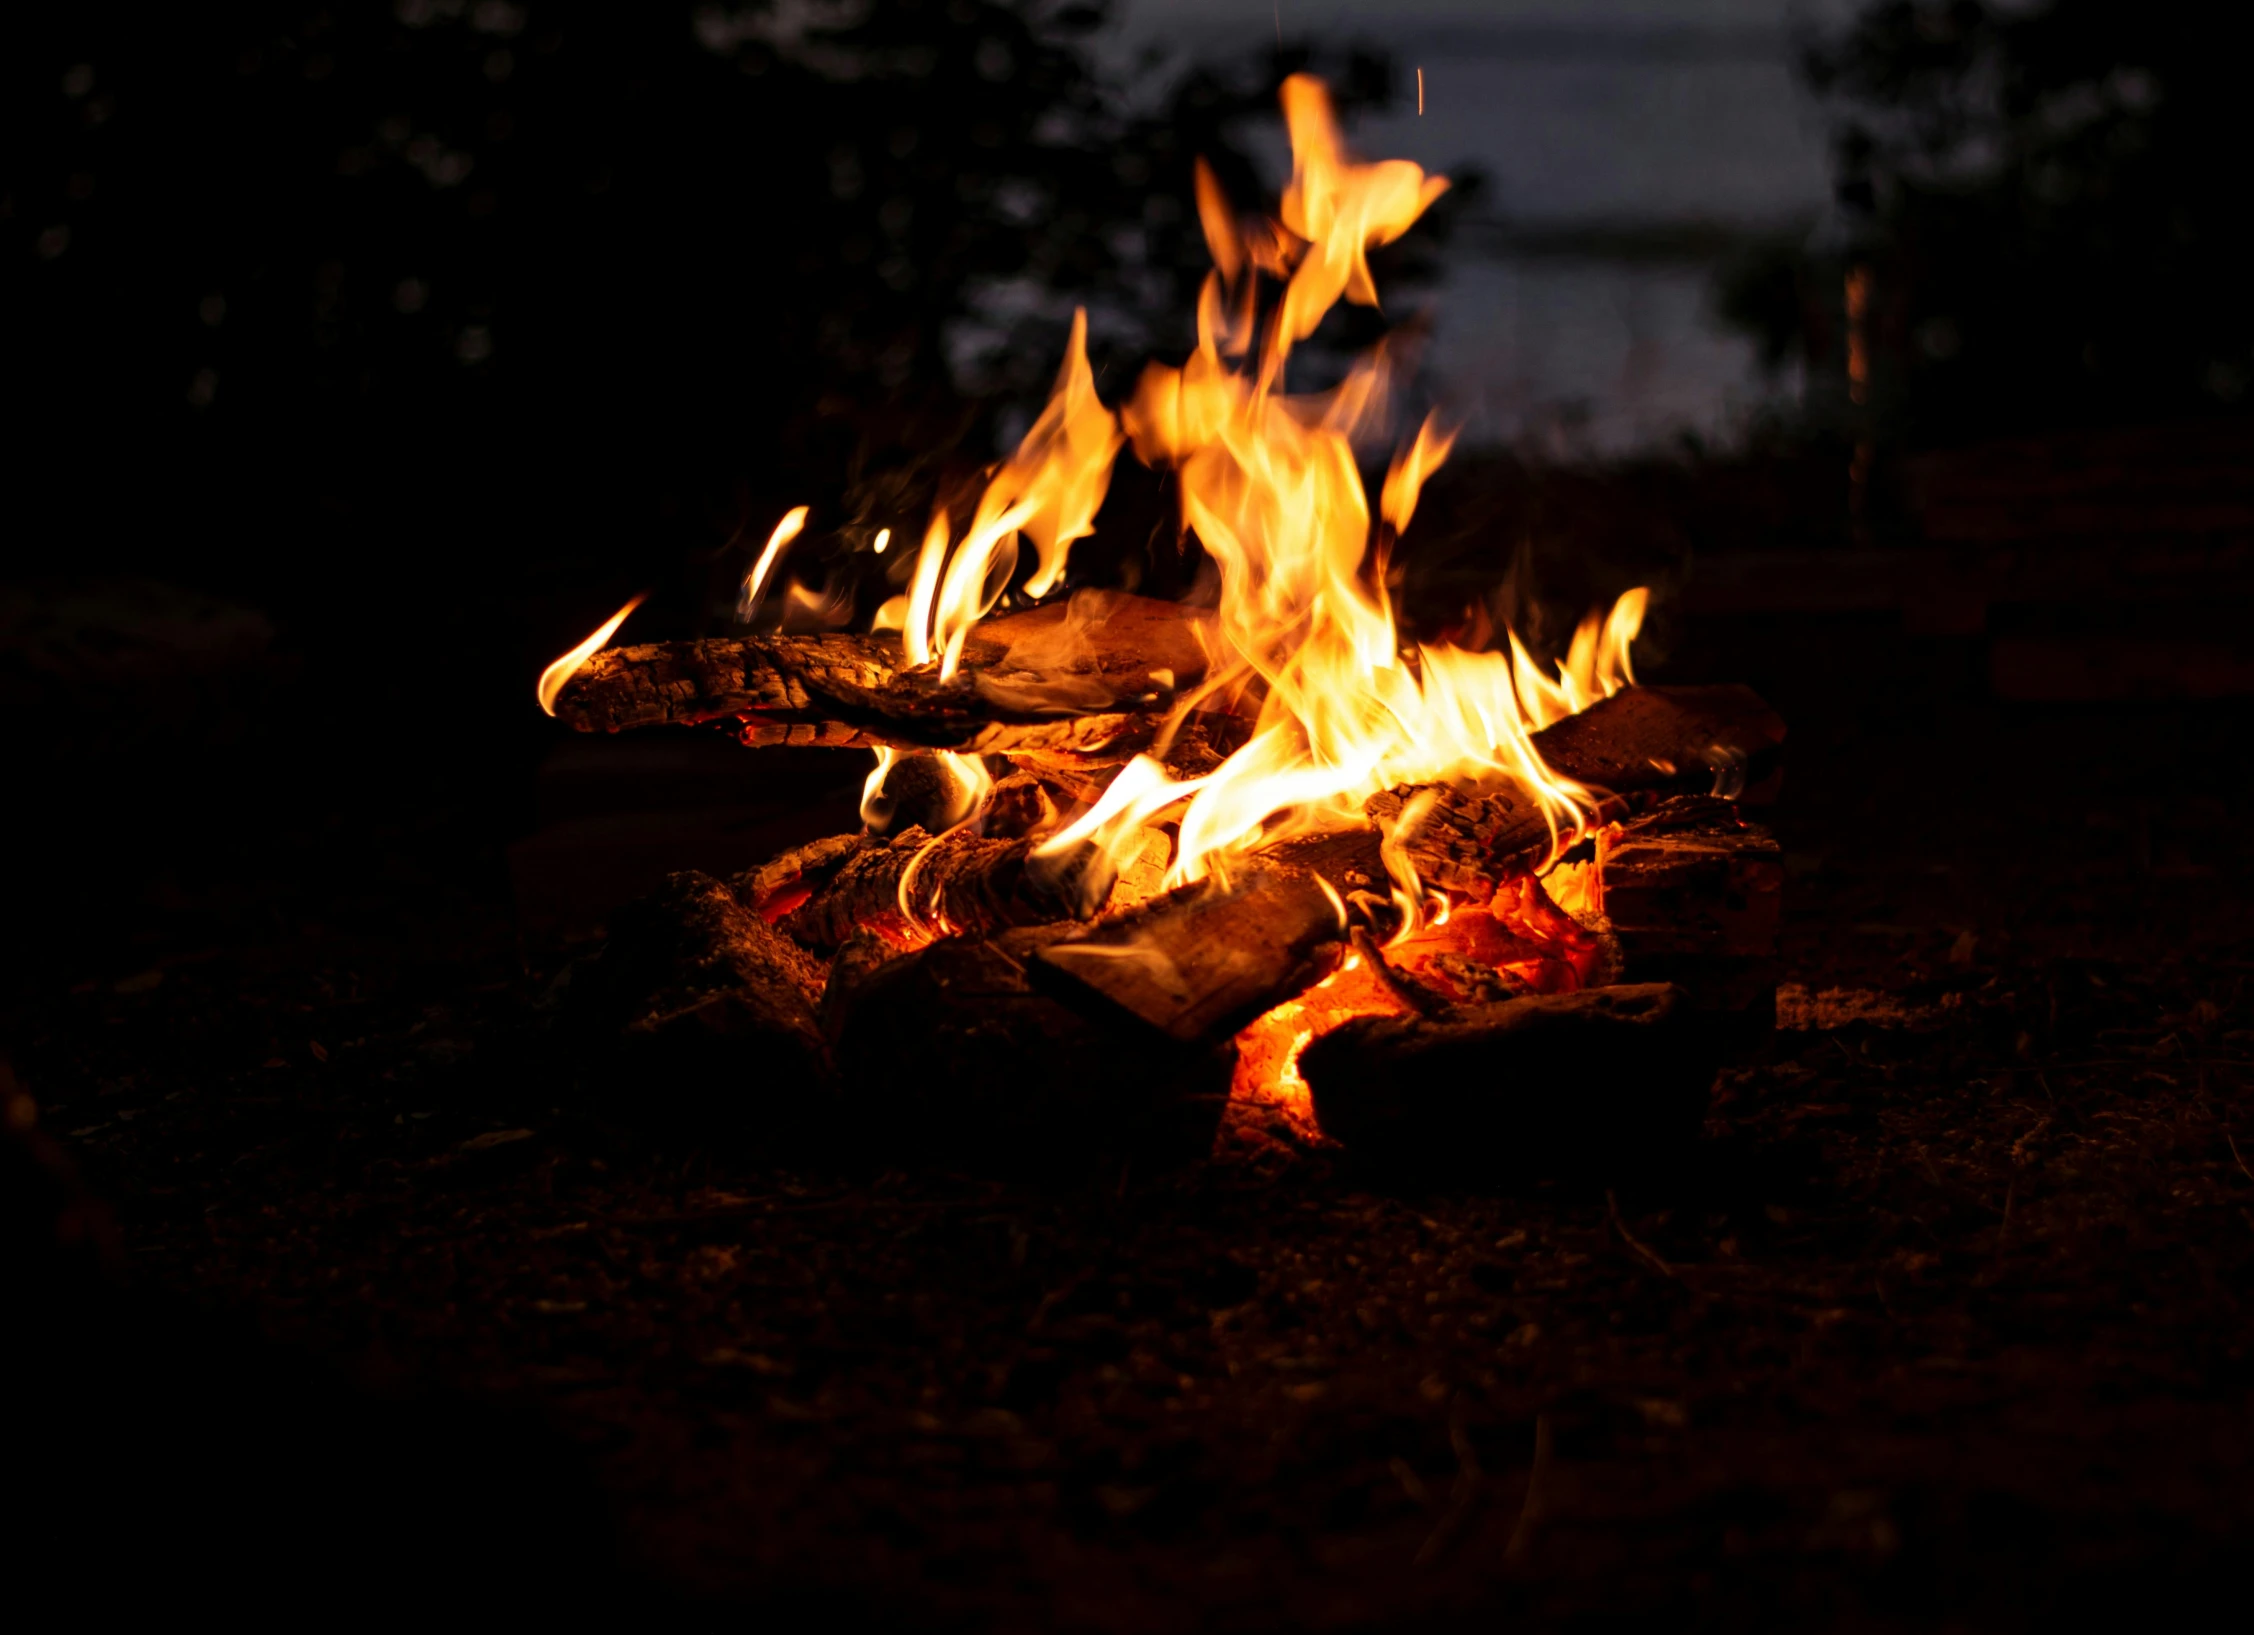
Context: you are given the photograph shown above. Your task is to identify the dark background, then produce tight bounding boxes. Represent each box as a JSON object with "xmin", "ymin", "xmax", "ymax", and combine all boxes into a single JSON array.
[{"xmin": 7, "ymin": 1, "xmax": 2254, "ymax": 1623}]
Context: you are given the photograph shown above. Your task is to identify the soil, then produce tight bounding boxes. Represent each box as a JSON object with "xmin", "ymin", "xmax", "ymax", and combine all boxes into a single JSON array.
[{"xmin": 7, "ymin": 603, "xmax": 2253, "ymax": 1627}]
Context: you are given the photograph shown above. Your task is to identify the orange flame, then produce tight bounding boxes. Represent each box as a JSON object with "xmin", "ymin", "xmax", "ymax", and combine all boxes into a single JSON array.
[
  {"xmin": 887, "ymin": 76, "xmax": 1642, "ymax": 933},
  {"xmin": 882, "ymin": 74, "xmax": 1651, "ymax": 917},
  {"xmin": 1082, "ymin": 74, "xmax": 1639, "ymax": 894},
  {"xmin": 536, "ymin": 592, "xmax": 645, "ymax": 716}
]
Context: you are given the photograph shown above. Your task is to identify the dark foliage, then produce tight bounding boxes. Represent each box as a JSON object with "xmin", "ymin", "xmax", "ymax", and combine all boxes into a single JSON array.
[
  {"xmin": 1718, "ymin": 1, "xmax": 2254, "ymax": 446},
  {"xmin": 3, "ymin": 2, "xmax": 1433, "ymax": 633}
]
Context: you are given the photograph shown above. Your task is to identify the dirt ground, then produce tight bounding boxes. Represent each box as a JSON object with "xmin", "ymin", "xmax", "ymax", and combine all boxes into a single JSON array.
[{"xmin": 7, "ymin": 605, "xmax": 2253, "ymax": 1627}]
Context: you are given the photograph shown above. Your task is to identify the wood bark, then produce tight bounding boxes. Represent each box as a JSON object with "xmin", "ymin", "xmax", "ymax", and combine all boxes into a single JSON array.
[
  {"xmin": 1365, "ymin": 683, "xmax": 1787, "ymax": 899},
  {"xmin": 1300, "ymin": 982, "xmax": 1714, "ymax": 1172},
  {"xmin": 565, "ymin": 871, "xmax": 832, "ymax": 1122},
  {"xmin": 1575, "ymin": 796, "xmax": 1783, "ymax": 1033},
  {"xmin": 776, "ymin": 825, "xmax": 1108, "ymax": 954},
  {"xmin": 827, "ymin": 924, "xmax": 1233, "ymax": 1172},
  {"xmin": 552, "ymin": 592, "xmax": 1216, "ymax": 762},
  {"xmin": 1029, "ymin": 863, "xmax": 1346, "ymax": 1046}
]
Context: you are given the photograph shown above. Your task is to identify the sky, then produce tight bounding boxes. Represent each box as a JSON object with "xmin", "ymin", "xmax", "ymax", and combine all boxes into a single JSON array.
[{"xmin": 1104, "ymin": 0, "xmax": 1855, "ymax": 450}]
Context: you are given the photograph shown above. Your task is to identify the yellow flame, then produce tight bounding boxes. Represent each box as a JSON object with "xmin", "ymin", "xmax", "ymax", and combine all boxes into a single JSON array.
[
  {"xmin": 902, "ymin": 510, "xmax": 950, "ymax": 667},
  {"xmin": 889, "ymin": 76, "xmax": 1643, "ymax": 920},
  {"xmin": 536, "ymin": 592, "xmax": 645, "ymax": 716},
  {"xmin": 738, "ymin": 505, "xmax": 810, "ymax": 622},
  {"xmin": 873, "ymin": 527, "xmax": 892, "ymax": 555},
  {"xmin": 1082, "ymin": 74, "xmax": 1631, "ymax": 894},
  {"xmin": 860, "ymin": 747, "xmax": 897, "ymax": 829}
]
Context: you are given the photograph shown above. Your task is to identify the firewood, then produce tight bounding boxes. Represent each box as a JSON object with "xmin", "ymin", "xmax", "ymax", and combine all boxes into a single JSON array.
[
  {"xmin": 731, "ymin": 831, "xmax": 873, "ymax": 923},
  {"xmin": 1365, "ymin": 684, "xmax": 1787, "ymax": 898},
  {"xmin": 1538, "ymin": 682, "xmax": 1784, "ymax": 796},
  {"xmin": 564, "ymin": 871, "xmax": 831, "ymax": 1119},
  {"xmin": 557, "ymin": 632, "xmax": 899, "ymax": 734},
  {"xmin": 828, "ymin": 924, "xmax": 1233, "ymax": 1170},
  {"xmin": 1030, "ymin": 863, "xmax": 1347, "ymax": 1045},
  {"xmin": 776, "ymin": 825, "xmax": 1110, "ymax": 953},
  {"xmin": 1588, "ymin": 796, "xmax": 1783, "ymax": 958},
  {"xmin": 552, "ymin": 592, "xmax": 1216, "ymax": 761},
  {"xmin": 1300, "ymin": 982, "xmax": 1716, "ymax": 1172},
  {"xmin": 1578, "ymin": 796, "xmax": 1783, "ymax": 1035}
]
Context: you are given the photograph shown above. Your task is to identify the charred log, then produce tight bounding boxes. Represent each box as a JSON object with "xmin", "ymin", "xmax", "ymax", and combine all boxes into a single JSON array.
[
  {"xmin": 732, "ymin": 832, "xmax": 872, "ymax": 922},
  {"xmin": 557, "ymin": 633, "xmax": 899, "ymax": 735},
  {"xmin": 564, "ymin": 871, "xmax": 832, "ymax": 1123},
  {"xmin": 777, "ymin": 825, "xmax": 1109, "ymax": 953},
  {"xmin": 552, "ymin": 592, "xmax": 1216, "ymax": 762},
  {"xmin": 1030, "ymin": 864, "xmax": 1346, "ymax": 1045},
  {"xmin": 1578, "ymin": 796, "xmax": 1783, "ymax": 1036},
  {"xmin": 1534, "ymin": 683, "xmax": 1785, "ymax": 797},
  {"xmin": 1301, "ymin": 983, "xmax": 1715, "ymax": 1174},
  {"xmin": 829, "ymin": 925, "xmax": 1233, "ymax": 1171}
]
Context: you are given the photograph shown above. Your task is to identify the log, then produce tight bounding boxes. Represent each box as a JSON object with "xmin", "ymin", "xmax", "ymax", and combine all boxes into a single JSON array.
[
  {"xmin": 1584, "ymin": 796, "xmax": 1783, "ymax": 958},
  {"xmin": 1019, "ymin": 685, "xmax": 1785, "ymax": 1044},
  {"xmin": 1365, "ymin": 683, "xmax": 1787, "ymax": 899},
  {"xmin": 563, "ymin": 871, "xmax": 832, "ymax": 1124},
  {"xmin": 1029, "ymin": 863, "xmax": 1346, "ymax": 1045},
  {"xmin": 553, "ymin": 592, "xmax": 1217, "ymax": 761},
  {"xmin": 828, "ymin": 924, "xmax": 1234, "ymax": 1171},
  {"xmin": 1300, "ymin": 982, "xmax": 1716, "ymax": 1173},
  {"xmin": 776, "ymin": 825, "xmax": 1111, "ymax": 954},
  {"xmin": 732, "ymin": 832, "xmax": 871, "ymax": 923},
  {"xmin": 1572, "ymin": 796, "xmax": 1783, "ymax": 1036},
  {"xmin": 1534, "ymin": 683, "xmax": 1785, "ymax": 797},
  {"xmin": 557, "ymin": 632, "xmax": 899, "ymax": 734}
]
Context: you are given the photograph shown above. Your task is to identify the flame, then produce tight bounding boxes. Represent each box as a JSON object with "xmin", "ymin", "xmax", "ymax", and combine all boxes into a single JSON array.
[
  {"xmin": 536, "ymin": 592, "xmax": 645, "ymax": 716},
  {"xmin": 886, "ymin": 308, "xmax": 1124, "ymax": 678},
  {"xmin": 860, "ymin": 747, "xmax": 897, "ymax": 829},
  {"xmin": 1079, "ymin": 75, "xmax": 1639, "ymax": 895},
  {"xmin": 864, "ymin": 74, "xmax": 1647, "ymax": 915},
  {"xmin": 737, "ymin": 505, "xmax": 811, "ymax": 623},
  {"xmin": 538, "ymin": 76, "xmax": 1654, "ymax": 1133}
]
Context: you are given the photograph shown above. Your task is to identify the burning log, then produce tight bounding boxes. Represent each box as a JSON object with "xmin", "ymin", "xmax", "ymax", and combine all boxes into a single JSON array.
[
  {"xmin": 556, "ymin": 632, "xmax": 899, "ymax": 735},
  {"xmin": 1029, "ymin": 864, "xmax": 1347, "ymax": 1045},
  {"xmin": 828, "ymin": 925, "xmax": 1233, "ymax": 1169},
  {"xmin": 774, "ymin": 825, "xmax": 1108, "ymax": 954},
  {"xmin": 564, "ymin": 871, "xmax": 831, "ymax": 1118},
  {"xmin": 1300, "ymin": 983, "xmax": 1715, "ymax": 1171},
  {"xmin": 1366, "ymin": 683, "xmax": 1787, "ymax": 897},
  {"xmin": 1028, "ymin": 684, "xmax": 1785, "ymax": 1042},
  {"xmin": 552, "ymin": 593, "xmax": 1216, "ymax": 763}
]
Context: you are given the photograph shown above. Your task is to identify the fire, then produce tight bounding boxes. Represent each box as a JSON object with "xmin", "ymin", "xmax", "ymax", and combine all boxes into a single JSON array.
[
  {"xmin": 1026, "ymin": 76, "xmax": 1638, "ymax": 896},
  {"xmin": 538, "ymin": 74, "xmax": 1660, "ymax": 1139},
  {"xmin": 737, "ymin": 505, "xmax": 811, "ymax": 623},
  {"xmin": 536, "ymin": 592, "xmax": 645, "ymax": 716}
]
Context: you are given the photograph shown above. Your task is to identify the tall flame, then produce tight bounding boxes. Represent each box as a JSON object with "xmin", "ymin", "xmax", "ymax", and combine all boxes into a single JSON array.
[
  {"xmin": 868, "ymin": 76, "xmax": 1641, "ymax": 916},
  {"xmin": 738, "ymin": 505, "xmax": 811, "ymax": 624},
  {"xmin": 1097, "ymin": 74, "xmax": 1633, "ymax": 890}
]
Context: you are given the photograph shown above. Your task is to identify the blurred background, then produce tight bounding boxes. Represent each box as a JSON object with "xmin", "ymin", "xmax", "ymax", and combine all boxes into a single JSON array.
[{"xmin": 4, "ymin": 0, "xmax": 2249, "ymax": 950}]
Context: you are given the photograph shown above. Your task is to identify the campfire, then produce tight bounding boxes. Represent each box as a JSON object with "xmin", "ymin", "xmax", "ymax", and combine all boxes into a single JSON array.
[{"xmin": 538, "ymin": 77, "xmax": 1785, "ymax": 1168}]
